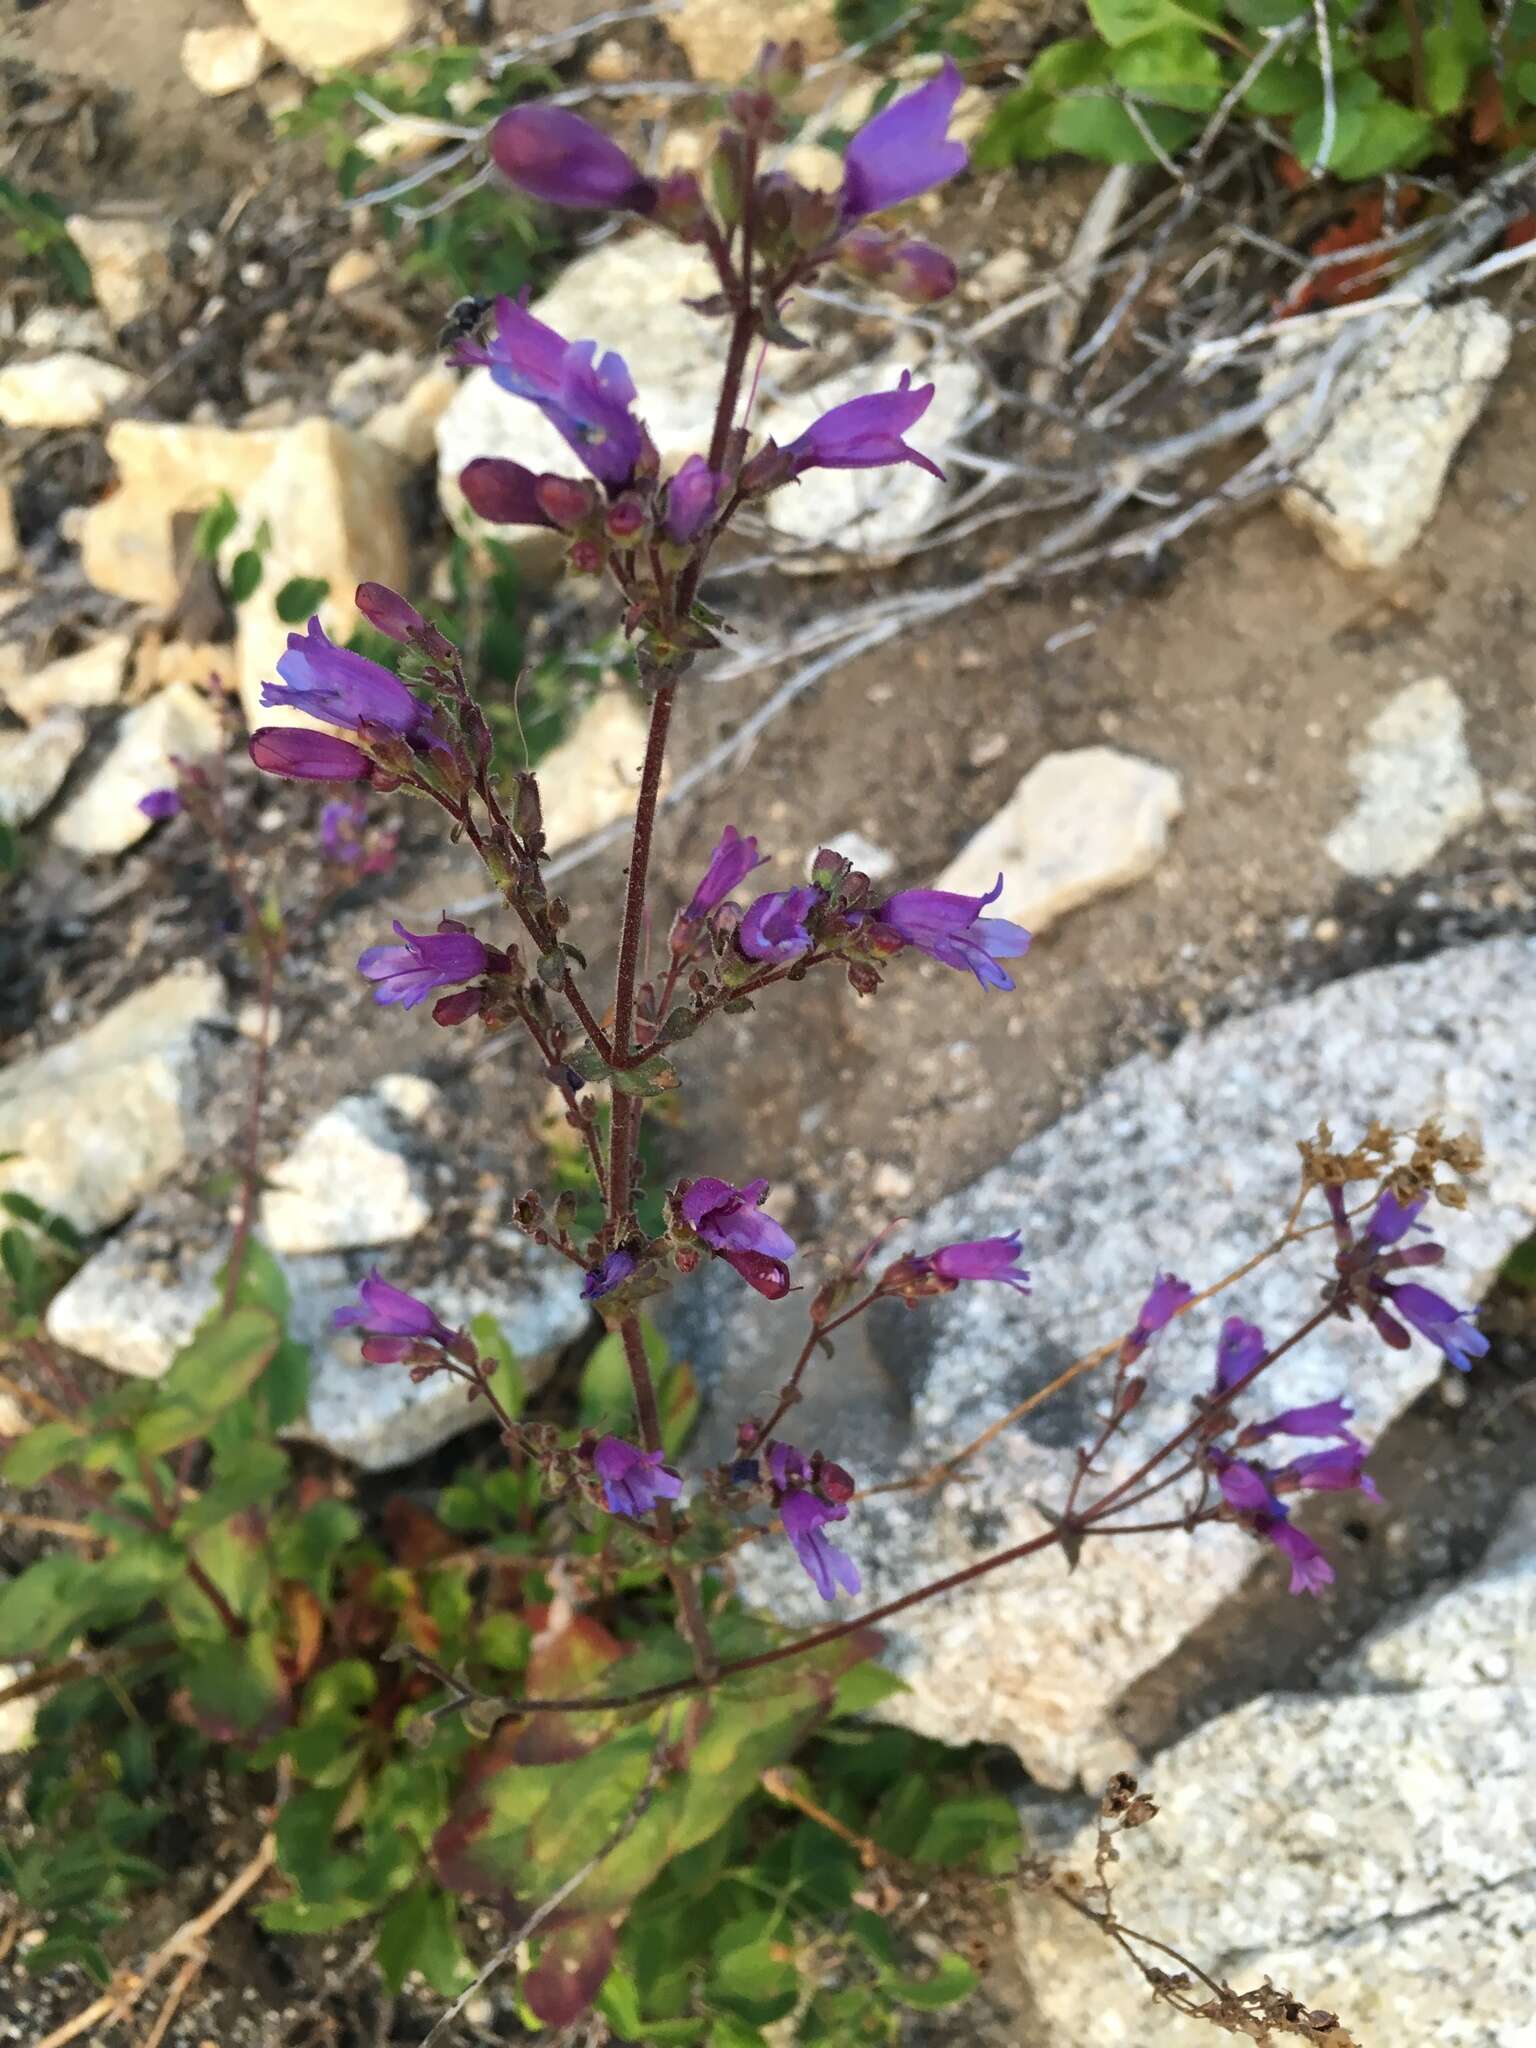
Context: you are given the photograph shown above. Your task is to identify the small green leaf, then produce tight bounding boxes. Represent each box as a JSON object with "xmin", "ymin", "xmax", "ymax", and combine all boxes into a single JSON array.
[
  {"xmin": 228, "ymin": 549, "xmax": 264, "ymax": 605},
  {"xmin": 882, "ymin": 1951, "xmax": 978, "ymax": 2010},
  {"xmin": 174, "ymin": 1440, "xmax": 291, "ymax": 1537},
  {"xmin": 274, "ymin": 576, "xmax": 331, "ymax": 624},
  {"xmin": 194, "ymin": 492, "xmax": 239, "ymax": 560},
  {"xmin": 1087, "ymin": 0, "xmax": 1222, "ymax": 46},
  {"xmin": 831, "ymin": 1660, "xmax": 907, "ymax": 1718},
  {"xmin": 3, "ymin": 1420, "xmax": 85, "ymax": 1488},
  {"xmin": 136, "ymin": 1306, "xmax": 282, "ymax": 1455},
  {"xmin": 378, "ymin": 1882, "xmax": 472, "ymax": 1996},
  {"xmin": 183, "ymin": 1631, "xmax": 289, "ymax": 1741}
]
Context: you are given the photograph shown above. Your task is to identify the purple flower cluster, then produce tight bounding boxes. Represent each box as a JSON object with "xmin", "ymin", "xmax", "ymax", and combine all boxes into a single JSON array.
[
  {"xmin": 333, "ymin": 1269, "xmax": 456, "ymax": 1365},
  {"xmin": 1334, "ymin": 1189, "xmax": 1490, "ymax": 1375},
  {"xmin": 768, "ymin": 1442, "xmax": 860, "ymax": 1601},
  {"xmin": 593, "ymin": 1435, "xmax": 682, "ymax": 1517},
  {"xmin": 249, "ymin": 607, "xmax": 442, "ymax": 785}
]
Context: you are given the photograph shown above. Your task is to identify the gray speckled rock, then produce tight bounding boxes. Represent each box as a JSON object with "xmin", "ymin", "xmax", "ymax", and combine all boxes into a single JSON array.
[
  {"xmin": 676, "ymin": 938, "xmax": 1536, "ymax": 1787},
  {"xmin": 46, "ymin": 1196, "xmax": 587, "ymax": 1472},
  {"xmin": 1325, "ymin": 676, "xmax": 1485, "ymax": 881},
  {"xmin": 1012, "ymin": 1491, "xmax": 1536, "ymax": 2047},
  {"xmin": 260, "ymin": 1086, "xmax": 437, "ymax": 1254}
]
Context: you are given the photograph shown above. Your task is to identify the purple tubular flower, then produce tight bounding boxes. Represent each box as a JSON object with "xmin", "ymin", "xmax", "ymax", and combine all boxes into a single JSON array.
[
  {"xmin": 1130, "ymin": 1273, "xmax": 1195, "ymax": 1345},
  {"xmin": 681, "ymin": 1175, "xmax": 797, "ymax": 1299},
  {"xmin": 875, "ymin": 874, "xmax": 1031, "ymax": 991},
  {"xmin": 333, "ymin": 1268, "xmax": 454, "ymax": 1347},
  {"xmin": 458, "ymin": 293, "xmax": 642, "ymax": 487},
  {"xmin": 1268, "ymin": 1521, "xmax": 1335, "ymax": 1596},
  {"xmin": 780, "ymin": 1490, "xmax": 862, "ymax": 1601},
  {"xmin": 593, "ymin": 1435, "xmax": 682, "ymax": 1517},
  {"xmin": 137, "ymin": 788, "xmax": 182, "ymax": 821},
  {"xmin": 1384, "ymin": 1281, "xmax": 1490, "ymax": 1373},
  {"xmin": 787, "ymin": 371, "xmax": 944, "ymax": 482},
  {"xmin": 582, "ymin": 1250, "xmax": 636, "ymax": 1303},
  {"xmin": 663, "ymin": 454, "xmax": 722, "ymax": 544},
  {"xmin": 739, "ymin": 886, "xmax": 818, "ymax": 963},
  {"xmin": 929, "ymin": 1233, "xmax": 1031, "ymax": 1294},
  {"xmin": 1282, "ymin": 1444, "xmax": 1380, "ymax": 1500},
  {"xmin": 1214, "ymin": 1455, "xmax": 1284, "ymax": 1519},
  {"xmin": 1214, "ymin": 1316, "xmax": 1265, "ymax": 1391},
  {"xmin": 355, "ymin": 582, "xmax": 425, "ymax": 645},
  {"xmin": 490, "ymin": 104, "xmax": 656, "ymax": 213},
  {"xmin": 357, "ymin": 921, "xmax": 488, "ymax": 1009},
  {"xmin": 458, "ymin": 457, "xmax": 560, "ymax": 529},
  {"xmin": 249, "ymin": 728, "xmax": 372, "ymax": 781},
  {"xmin": 259, "ymin": 617, "xmax": 426, "ymax": 736},
  {"xmin": 840, "ymin": 58, "xmax": 968, "ymax": 220},
  {"xmin": 1365, "ymin": 1188, "xmax": 1427, "ymax": 1246},
  {"xmin": 1243, "ymin": 1398, "xmax": 1357, "ymax": 1444},
  {"xmin": 685, "ymin": 825, "xmax": 767, "ymax": 920}
]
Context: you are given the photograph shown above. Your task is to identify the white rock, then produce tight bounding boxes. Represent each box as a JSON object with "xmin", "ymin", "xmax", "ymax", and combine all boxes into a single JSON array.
[
  {"xmin": 81, "ymin": 419, "xmax": 286, "ymax": 609},
  {"xmin": 18, "ymin": 305, "xmax": 110, "ymax": 353},
  {"xmin": 220, "ymin": 418, "xmax": 411, "ymax": 727},
  {"xmin": 1014, "ymin": 1493, "xmax": 1536, "ymax": 2047},
  {"xmin": 51, "ymin": 682, "xmax": 224, "ymax": 857},
  {"xmin": 534, "ymin": 691, "xmax": 660, "ymax": 852},
  {"xmin": 819, "ymin": 829, "xmax": 896, "ymax": 884},
  {"xmin": 47, "ymin": 1199, "xmax": 587, "ymax": 1470},
  {"xmin": 261, "ymin": 1091, "xmax": 432, "ymax": 1254},
  {"xmin": 1, "ymin": 633, "xmax": 131, "ymax": 725},
  {"xmin": 181, "ymin": 22, "xmax": 268, "ymax": 96},
  {"xmin": 0, "ymin": 353, "xmax": 135, "ymax": 431},
  {"xmin": 354, "ymin": 116, "xmax": 448, "ymax": 165},
  {"xmin": 1325, "ymin": 676, "xmax": 1485, "ymax": 881},
  {"xmin": 937, "ymin": 747, "xmax": 1183, "ymax": 936},
  {"xmin": 241, "ymin": 0, "xmax": 423, "ymax": 76},
  {"xmin": 678, "ymin": 937, "xmax": 1536, "ymax": 1787},
  {"xmin": 436, "ymin": 237, "xmax": 804, "ymax": 544},
  {"xmin": 965, "ymin": 247, "xmax": 1033, "ymax": 306},
  {"xmin": 374, "ymin": 1072, "xmax": 443, "ymax": 1124},
  {"xmin": 0, "ymin": 1665, "xmax": 38, "ymax": 1755},
  {"xmin": 0, "ymin": 712, "xmax": 87, "ymax": 827},
  {"xmin": 667, "ymin": 0, "xmax": 838, "ymax": 79},
  {"xmin": 0, "ymin": 481, "xmax": 17, "ymax": 576},
  {"xmin": 757, "ymin": 347, "xmax": 980, "ymax": 565},
  {"xmin": 0, "ymin": 965, "xmax": 227, "ymax": 1234},
  {"xmin": 1268, "ymin": 299, "xmax": 1512, "ymax": 570},
  {"xmin": 66, "ymin": 216, "xmax": 173, "ymax": 330},
  {"xmin": 328, "ymin": 348, "xmax": 418, "ymax": 426}
]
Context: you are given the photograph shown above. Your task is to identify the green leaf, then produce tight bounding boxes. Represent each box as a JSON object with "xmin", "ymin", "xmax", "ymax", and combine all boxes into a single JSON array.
[
  {"xmin": 913, "ymin": 1794, "xmax": 1021, "ymax": 1869},
  {"xmin": 1109, "ymin": 27, "xmax": 1226, "ymax": 109},
  {"xmin": 1049, "ymin": 93, "xmax": 1203, "ymax": 162},
  {"xmin": 659, "ymin": 1357, "xmax": 699, "ymax": 1458},
  {"xmin": 579, "ymin": 1316, "xmax": 669, "ymax": 1430},
  {"xmin": 273, "ymin": 1499, "xmax": 363, "ymax": 1592},
  {"xmin": 276, "ymin": 1782, "xmax": 351, "ymax": 1893},
  {"xmin": 2, "ymin": 1419, "xmax": 84, "ymax": 1488},
  {"xmin": 228, "ymin": 548, "xmax": 264, "ymax": 605},
  {"xmin": 378, "ymin": 1882, "xmax": 472, "ymax": 1996},
  {"xmin": 831, "ymin": 1660, "xmax": 907, "ymax": 1718},
  {"xmin": 2, "ymin": 1190, "xmax": 83, "ymax": 1248},
  {"xmin": 882, "ymin": 1952, "xmax": 978, "ymax": 2010},
  {"xmin": 193, "ymin": 492, "xmax": 239, "ymax": 560},
  {"xmin": 136, "ymin": 1306, "xmax": 281, "ymax": 1455},
  {"xmin": 569, "ymin": 1043, "xmax": 681, "ymax": 1098},
  {"xmin": 0, "ymin": 1543, "xmax": 179, "ymax": 1659},
  {"xmin": 471, "ymin": 1311, "xmax": 525, "ymax": 1421},
  {"xmin": 1423, "ymin": 24, "xmax": 1473, "ymax": 114},
  {"xmin": 1086, "ymin": 0, "xmax": 1222, "ymax": 45},
  {"xmin": 274, "ymin": 575, "xmax": 331, "ymax": 624},
  {"xmin": 1241, "ymin": 57, "xmax": 1321, "ymax": 115},
  {"xmin": 183, "ymin": 1630, "xmax": 289, "ymax": 1741},
  {"xmin": 476, "ymin": 1613, "xmax": 532, "ymax": 1670},
  {"xmin": 174, "ymin": 1440, "xmax": 291, "ymax": 1537}
]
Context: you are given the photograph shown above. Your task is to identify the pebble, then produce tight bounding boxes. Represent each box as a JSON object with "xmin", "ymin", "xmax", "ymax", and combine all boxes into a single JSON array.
[
  {"xmin": 0, "ymin": 353, "xmax": 135, "ymax": 430},
  {"xmin": 1325, "ymin": 677, "xmax": 1485, "ymax": 881},
  {"xmin": 1, "ymin": 633, "xmax": 132, "ymax": 725},
  {"xmin": 0, "ymin": 712, "xmax": 87, "ymax": 827},
  {"xmin": 66, "ymin": 215, "xmax": 172, "ymax": 330},
  {"xmin": 241, "ymin": 0, "xmax": 424, "ymax": 77},
  {"xmin": 181, "ymin": 22, "xmax": 268, "ymax": 96}
]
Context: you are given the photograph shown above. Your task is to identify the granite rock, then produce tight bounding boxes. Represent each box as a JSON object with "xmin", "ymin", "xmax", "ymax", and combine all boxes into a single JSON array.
[
  {"xmin": 51, "ymin": 681, "xmax": 224, "ymax": 857},
  {"xmin": 242, "ymin": 0, "xmax": 422, "ymax": 76},
  {"xmin": 0, "ymin": 712, "xmax": 87, "ymax": 827},
  {"xmin": 260, "ymin": 1084, "xmax": 438, "ymax": 1254},
  {"xmin": 1325, "ymin": 676, "xmax": 1485, "ymax": 881}
]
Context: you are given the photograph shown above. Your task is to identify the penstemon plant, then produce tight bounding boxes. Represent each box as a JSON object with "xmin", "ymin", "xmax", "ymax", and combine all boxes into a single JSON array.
[{"xmin": 1, "ymin": 40, "xmax": 1497, "ymax": 2046}]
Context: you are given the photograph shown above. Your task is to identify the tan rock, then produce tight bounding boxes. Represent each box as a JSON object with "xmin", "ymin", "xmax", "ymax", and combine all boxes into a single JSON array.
[
  {"xmin": 774, "ymin": 141, "xmax": 844, "ymax": 192},
  {"xmin": 355, "ymin": 115, "xmax": 447, "ymax": 165},
  {"xmin": 0, "ymin": 964, "xmax": 228, "ymax": 1234},
  {"xmin": 0, "ymin": 482, "xmax": 17, "ymax": 576},
  {"xmin": 51, "ymin": 682, "xmax": 225, "ymax": 857},
  {"xmin": 324, "ymin": 245, "xmax": 382, "ymax": 297},
  {"xmin": 2, "ymin": 633, "xmax": 132, "ymax": 726},
  {"xmin": 0, "ymin": 713, "xmax": 87, "ymax": 827},
  {"xmin": 0, "ymin": 353, "xmax": 135, "ymax": 431},
  {"xmin": 937, "ymin": 747, "xmax": 1184, "ymax": 937},
  {"xmin": 155, "ymin": 640, "xmax": 237, "ymax": 694},
  {"xmin": 80, "ymin": 420, "xmax": 284, "ymax": 608},
  {"xmin": 536, "ymin": 691, "xmax": 661, "ymax": 852},
  {"xmin": 181, "ymin": 21, "xmax": 268, "ymax": 96},
  {"xmin": 66, "ymin": 216, "xmax": 173, "ymax": 329},
  {"xmin": 221, "ymin": 418, "xmax": 410, "ymax": 726},
  {"xmin": 365, "ymin": 361, "xmax": 457, "ymax": 465},
  {"xmin": 668, "ymin": 0, "xmax": 838, "ymax": 81},
  {"xmin": 586, "ymin": 36, "xmax": 637, "ymax": 83},
  {"xmin": 241, "ymin": 0, "xmax": 423, "ymax": 76}
]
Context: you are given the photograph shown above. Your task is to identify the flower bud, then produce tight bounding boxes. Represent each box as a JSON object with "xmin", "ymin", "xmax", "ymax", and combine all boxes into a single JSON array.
[
  {"xmin": 819, "ymin": 1461, "xmax": 856, "ymax": 1502},
  {"xmin": 490, "ymin": 103, "xmax": 656, "ymax": 213},
  {"xmin": 737, "ymin": 440, "xmax": 794, "ymax": 498},
  {"xmin": 653, "ymin": 170, "xmax": 709, "ymax": 242},
  {"xmin": 460, "ymin": 457, "xmax": 557, "ymax": 529},
  {"xmin": 249, "ymin": 728, "xmax": 371, "ymax": 782},
  {"xmin": 846, "ymin": 960, "xmax": 881, "ymax": 997},
  {"xmin": 513, "ymin": 770, "xmax": 543, "ymax": 841},
  {"xmin": 810, "ymin": 847, "xmax": 852, "ymax": 891},
  {"xmin": 433, "ymin": 986, "xmax": 484, "ymax": 1027},
  {"xmin": 836, "ymin": 225, "xmax": 895, "ymax": 282},
  {"xmin": 535, "ymin": 473, "xmax": 599, "ymax": 528},
  {"xmin": 710, "ymin": 129, "xmax": 749, "ymax": 228},
  {"xmin": 566, "ymin": 537, "xmax": 606, "ymax": 576},
  {"xmin": 605, "ymin": 494, "xmax": 648, "ymax": 542},
  {"xmin": 789, "ymin": 182, "xmax": 841, "ymax": 252},
  {"xmin": 356, "ymin": 581, "xmax": 426, "ymax": 644},
  {"xmin": 887, "ymin": 238, "xmax": 958, "ymax": 305}
]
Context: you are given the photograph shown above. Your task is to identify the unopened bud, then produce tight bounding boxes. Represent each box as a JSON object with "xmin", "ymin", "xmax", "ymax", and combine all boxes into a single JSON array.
[
  {"xmin": 820, "ymin": 1461, "xmax": 855, "ymax": 1502},
  {"xmin": 513, "ymin": 770, "xmax": 542, "ymax": 841},
  {"xmin": 356, "ymin": 580, "xmax": 426, "ymax": 645},
  {"xmin": 433, "ymin": 986, "xmax": 483, "ymax": 1027},
  {"xmin": 836, "ymin": 225, "xmax": 895, "ymax": 282},
  {"xmin": 567, "ymin": 537, "xmax": 606, "ymax": 576},
  {"xmin": 887, "ymin": 238, "xmax": 958, "ymax": 305},
  {"xmin": 653, "ymin": 169, "xmax": 708, "ymax": 242},
  {"xmin": 535, "ymin": 474, "xmax": 598, "ymax": 528},
  {"xmin": 847, "ymin": 961, "xmax": 880, "ymax": 997},
  {"xmin": 605, "ymin": 494, "xmax": 647, "ymax": 542}
]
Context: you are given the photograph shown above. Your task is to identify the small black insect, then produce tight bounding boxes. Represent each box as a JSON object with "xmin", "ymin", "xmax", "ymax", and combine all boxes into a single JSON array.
[{"xmin": 437, "ymin": 294, "xmax": 492, "ymax": 356}]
